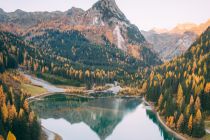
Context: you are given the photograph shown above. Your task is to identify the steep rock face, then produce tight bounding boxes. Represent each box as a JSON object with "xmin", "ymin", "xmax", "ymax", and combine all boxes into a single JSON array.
[
  {"xmin": 142, "ymin": 30, "xmax": 198, "ymax": 61},
  {"xmin": 142, "ymin": 19, "xmax": 210, "ymax": 61}
]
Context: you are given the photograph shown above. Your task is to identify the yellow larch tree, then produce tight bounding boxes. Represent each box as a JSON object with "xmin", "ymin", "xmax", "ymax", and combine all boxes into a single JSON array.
[
  {"xmin": 1, "ymin": 103, "xmax": 8, "ymax": 123},
  {"xmin": 7, "ymin": 131, "xmax": 16, "ymax": 140},
  {"xmin": 194, "ymin": 96, "xmax": 201, "ymax": 111},
  {"xmin": 188, "ymin": 115, "xmax": 193, "ymax": 132},
  {"xmin": 176, "ymin": 113, "xmax": 184, "ymax": 131}
]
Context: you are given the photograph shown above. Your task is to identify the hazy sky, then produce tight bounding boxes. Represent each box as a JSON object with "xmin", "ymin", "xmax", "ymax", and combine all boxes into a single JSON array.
[{"xmin": 0, "ymin": 0, "xmax": 210, "ymax": 30}]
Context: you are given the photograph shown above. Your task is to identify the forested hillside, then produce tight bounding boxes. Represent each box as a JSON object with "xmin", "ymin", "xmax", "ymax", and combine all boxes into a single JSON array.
[
  {"xmin": 0, "ymin": 31, "xmax": 35, "ymax": 73},
  {"xmin": 146, "ymin": 27, "xmax": 210, "ymax": 137},
  {"xmin": 29, "ymin": 29, "xmax": 156, "ymax": 86},
  {"xmin": 0, "ymin": 31, "xmax": 41, "ymax": 140},
  {"xmin": 0, "ymin": 72, "xmax": 41, "ymax": 140}
]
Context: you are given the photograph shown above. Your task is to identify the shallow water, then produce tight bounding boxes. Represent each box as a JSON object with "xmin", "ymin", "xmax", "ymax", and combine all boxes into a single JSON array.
[{"xmin": 31, "ymin": 94, "xmax": 178, "ymax": 140}]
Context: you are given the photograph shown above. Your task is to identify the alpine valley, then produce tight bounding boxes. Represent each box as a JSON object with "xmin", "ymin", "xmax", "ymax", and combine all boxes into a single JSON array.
[{"xmin": 0, "ymin": 0, "xmax": 210, "ymax": 140}]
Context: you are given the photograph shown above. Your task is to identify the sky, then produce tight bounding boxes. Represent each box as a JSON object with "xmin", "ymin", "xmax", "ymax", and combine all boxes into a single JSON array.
[{"xmin": 0, "ymin": 0, "xmax": 210, "ymax": 30}]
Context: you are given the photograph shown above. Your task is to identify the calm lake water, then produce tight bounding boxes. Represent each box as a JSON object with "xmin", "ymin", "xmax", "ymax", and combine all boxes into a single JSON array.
[{"xmin": 30, "ymin": 94, "xmax": 178, "ymax": 140}]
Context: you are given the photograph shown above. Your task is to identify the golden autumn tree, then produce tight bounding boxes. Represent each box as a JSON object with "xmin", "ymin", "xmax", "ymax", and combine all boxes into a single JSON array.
[
  {"xmin": 141, "ymin": 82, "xmax": 148, "ymax": 92},
  {"xmin": 194, "ymin": 97, "xmax": 201, "ymax": 111},
  {"xmin": 18, "ymin": 108, "xmax": 24, "ymax": 119},
  {"xmin": 85, "ymin": 70, "xmax": 91, "ymax": 78},
  {"xmin": 7, "ymin": 104, "xmax": 17, "ymax": 123},
  {"xmin": 176, "ymin": 84, "xmax": 184, "ymax": 108},
  {"xmin": 1, "ymin": 103, "xmax": 8, "ymax": 123},
  {"xmin": 176, "ymin": 113, "xmax": 184, "ymax": 131},
  {"xmin": 7, "ymin": 131, "xmax": 16, "ymax": 140},
  {"xmin": 205, "ymin": 82, "xmax": 210, "ymax": 93},
  {"xmin": 23, "ymin": 100, "xmax": 29, "ymax": 112},
  {"xmin": 0, "ymin": 85, "xmax": 6, "ymax": 106},
  {"xmin": 0, "ymin": 135, "xmax": 4, "ymax": 140},
  {"xmin": 188, "ymin": 115, "xmax": 193, "ymax": 133},
  {"xmin": 28, "ymin": 111, "xmax": 35, "ymax": 124},
  {"xmin": 189, "ymin": 95, "xmax": 194, "ymax": 106},
  {"xmin": 166, "ymin": 116, "xmax": 175, "ymax": 128},
  {"xmin": 194, "ymin": 109, "xmax": 202, "ymax": 123},
  {"xmin": 158, "ymin": 94, "xmax": 163, "ymax": 109}
]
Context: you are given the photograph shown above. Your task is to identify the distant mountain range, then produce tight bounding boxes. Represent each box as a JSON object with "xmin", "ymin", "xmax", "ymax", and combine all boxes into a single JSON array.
[{"xmin": 142, "ymin": 19, "xmax": 210, "ymax": 61}]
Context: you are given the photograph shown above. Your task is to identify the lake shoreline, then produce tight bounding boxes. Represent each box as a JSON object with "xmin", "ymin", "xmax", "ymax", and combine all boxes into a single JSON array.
[
  {"xmin": 25, "ymin": 73, "xmax": 185, "ymax": 140},
  {"xmin": 143, "ymin": 97, "xmax": 188, "ymax": 140}
]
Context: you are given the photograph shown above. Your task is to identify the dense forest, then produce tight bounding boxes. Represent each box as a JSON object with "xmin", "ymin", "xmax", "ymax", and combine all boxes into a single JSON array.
[
  {"xmin": 0, "ymin": 32, "xmax": 41, "ymax": 140},
  {"xmin": 146, "ymin": 27, "xmax": 210, "ymax": 137},
  {"xmin": 0, "ymin": 74, "xmax": 41, "ymax": 140}
]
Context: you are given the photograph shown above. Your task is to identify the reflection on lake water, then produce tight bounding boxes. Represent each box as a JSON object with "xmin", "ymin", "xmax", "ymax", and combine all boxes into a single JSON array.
[{"xmin": 30, "ymin": 94, "xmax": 177, "ymax": 140}]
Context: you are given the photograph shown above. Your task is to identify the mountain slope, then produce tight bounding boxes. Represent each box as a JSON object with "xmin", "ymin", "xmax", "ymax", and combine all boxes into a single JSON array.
[
  {"xmin": 0, "ymin": 31, "xmax": 35, "ymax": 72},
  {"xmin": 142, "ymin": 19, "xmax": 210, "ymax": 61},
  {"xmin": 142, "ymin": 30, "xmax": 198, "ymax": 61},
  {"xmin": 145, "ymin": 26, "xmax": 210, "ymax": 138}
]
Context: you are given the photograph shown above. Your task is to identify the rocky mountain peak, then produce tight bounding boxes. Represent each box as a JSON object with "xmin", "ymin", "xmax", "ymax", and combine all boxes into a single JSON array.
[
  {"xmin": 14, "ymin": 9, "xmax": 25, "ymax": 14},
  {"xmin": 0, "ymin": 8, "xmax": 4, "ymax": 13},
  {"xmin": 90, "ymin": 0, "xmax": 128, "ymax": 22},
  {"xmin": 66, "ymin": 7, "xmax": 85, "ymax": 16}
]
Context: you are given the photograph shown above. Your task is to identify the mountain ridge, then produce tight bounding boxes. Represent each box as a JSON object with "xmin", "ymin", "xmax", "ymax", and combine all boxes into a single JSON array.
[{"xmin": 142, "ymin": 19, "xmax": 210, "ymax": 61}]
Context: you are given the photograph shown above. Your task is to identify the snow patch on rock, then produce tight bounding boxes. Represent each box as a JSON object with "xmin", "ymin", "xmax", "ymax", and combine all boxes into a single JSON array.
[
  {"xmin": 92, "ymin": 17, "xmax": 99, "ymax": 25},
  {"xmin": 113, "ymin": 25, "xmax": 125, "ymax": 50}
]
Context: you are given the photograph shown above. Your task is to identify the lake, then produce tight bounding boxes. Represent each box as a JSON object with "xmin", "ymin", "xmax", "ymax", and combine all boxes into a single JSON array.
[{"xmin": 30, "ymin": 94, "xmax": 178, "ymax": 140}]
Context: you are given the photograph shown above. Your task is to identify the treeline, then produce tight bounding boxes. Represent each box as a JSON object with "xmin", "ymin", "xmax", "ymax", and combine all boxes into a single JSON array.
[
  {"xmin": 0, "ymin": 77, "xmax": 41, "ymax": 140},
  {"xmin": 145, "ymin": 27, "xmax": 210, "ymax": 138}
]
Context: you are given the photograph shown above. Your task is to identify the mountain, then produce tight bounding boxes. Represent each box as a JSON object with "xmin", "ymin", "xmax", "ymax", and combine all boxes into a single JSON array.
[
  {"xmin": 0, "ymin": 0, "xmax": 161, "ymax": 86},
  {"xmin": 142, "ymin": 19, "xmax": 210, "ymax": 61},
  {"xmin": 146, "ymin": 26, "xmax": 210, "ymax": 138},
  {"xmin": 0, "ymin": 0, "xmax": 160, "ymax": 63},
  {"xmin": 170, "ymin": 19, "xmax": 210, "ymax": 35},
  {"xmin": 142, "ymin": 30, "xmax": 198, "ymax": 61}
]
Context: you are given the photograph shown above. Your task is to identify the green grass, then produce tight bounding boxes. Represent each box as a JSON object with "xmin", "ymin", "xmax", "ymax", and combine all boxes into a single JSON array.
[
  {"xmin": 21, "ymin": 84, "xmax": 47, "ymax": 96},
  {"xmin": 205, "ymin": 121, "xmax": 210, "ymax": 129},
  {"xmin": 203, "ymin": 133, "xmax": 210, "ymax": 140}
]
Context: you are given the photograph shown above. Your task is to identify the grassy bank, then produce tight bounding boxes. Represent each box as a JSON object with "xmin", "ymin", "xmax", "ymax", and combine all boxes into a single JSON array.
[{"xmin": 21, "ymin": 83, "xmax": 47, "ymax": 96}]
